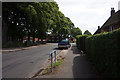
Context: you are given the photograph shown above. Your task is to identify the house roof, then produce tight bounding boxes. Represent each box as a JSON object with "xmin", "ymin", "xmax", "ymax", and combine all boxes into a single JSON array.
[
  {"xmin": 94, "ymin": 10, "xmax": 120, "ymax": 35},
  {"xmin": 94, "ymin": 28, "xmax": 101, "ymax": 35},
  {"xmin": 101, "ymin": 10, "xmax": 120, "ymax": 29}
]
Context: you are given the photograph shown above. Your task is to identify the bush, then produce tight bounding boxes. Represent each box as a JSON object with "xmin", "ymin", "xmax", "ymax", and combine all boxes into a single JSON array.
[
  {"xmin": 47, "ymin": 41, "xmax": 58, "ymax": 43},
  {"xmin": 86, "ymin": 28, "xmax": 120, "ymax": 77},
  {"xmin": 3, "ymin": 41, "xmax": 40, "ymax": 48},
  {"xmin": 76, "ymin": 35, "xmax": 89, "ymax": 53},
  {"xmin": 3, "ymin": 41, "xmax": 25, "ymax": 48}
]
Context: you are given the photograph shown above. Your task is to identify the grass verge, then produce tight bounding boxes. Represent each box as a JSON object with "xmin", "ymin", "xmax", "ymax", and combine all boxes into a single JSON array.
[{"xmin": 42, "ymin": 59, "xmax": 64, "ymax": 75}]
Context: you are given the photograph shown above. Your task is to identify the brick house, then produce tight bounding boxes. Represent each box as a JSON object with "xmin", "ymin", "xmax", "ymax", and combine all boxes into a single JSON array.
[
  {"xmin": 94, "ymin": 8, "xmax": 120, "ymax": 35},
  {"xmin": 23, "ymin": 36, "xmax": 38, "ymax": 43},
  {"xmin": 47, "ymin": 34, "xmax": 65, "ymax": 42},
  {"xmin": 47, "ymin": 34, "xmax": 59, "ymax": 42}
]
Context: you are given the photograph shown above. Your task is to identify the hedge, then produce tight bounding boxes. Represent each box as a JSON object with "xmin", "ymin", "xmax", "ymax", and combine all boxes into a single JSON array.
[
  {"xmin": 76, "ymin": 34, "xmax": 89, "ymax": 53},
  {"xmin": 3, "ymin": 41, "xmax": 25, "ymax": 48},
  {"xmin": 86, "ymin": 28, "xmax": 120, "ymax": 77},
  {"xmin": 47, "ymin": 41, "xmax": 58, "ymax": 43}
]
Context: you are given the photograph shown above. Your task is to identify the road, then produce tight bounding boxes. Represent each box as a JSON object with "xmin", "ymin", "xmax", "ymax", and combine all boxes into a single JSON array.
[{"xmin": 2, "ymin": 43, "xmax": 61, "ymax": 78}]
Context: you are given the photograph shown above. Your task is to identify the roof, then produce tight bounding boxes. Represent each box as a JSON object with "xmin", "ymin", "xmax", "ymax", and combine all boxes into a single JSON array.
[
  {"xmin": 94, "ymin": 28, "xmax": 101, "ymax": 35},
  {"xmin": 101, "ymin": 10, "xmax": 120, "ymax": 29},
  {"xmin": 94, "ymin": 10, "xmax": 120, "ymax": 35}
]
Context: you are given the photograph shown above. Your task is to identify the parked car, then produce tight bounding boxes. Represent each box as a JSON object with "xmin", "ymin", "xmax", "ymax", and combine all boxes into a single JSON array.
[{"xmin": 58, "ymin": 39, "xmax": 71, "ymax": 49}]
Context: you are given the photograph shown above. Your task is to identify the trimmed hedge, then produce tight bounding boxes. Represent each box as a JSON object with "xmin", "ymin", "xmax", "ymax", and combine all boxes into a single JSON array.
[
  {"xmin": 3, "ymin": 41, "xmax": 25, "ymax": 48},
  {"xmin": 47, "ymin": 41, "xmax": 58, "ymax": 43},
  {"xmin": 86, "ymin": 28, "xmax": 120, "ymax": 77},
  {"xmin": 76, "ymin": 35, "xmax": 89, "ymax": 53}
]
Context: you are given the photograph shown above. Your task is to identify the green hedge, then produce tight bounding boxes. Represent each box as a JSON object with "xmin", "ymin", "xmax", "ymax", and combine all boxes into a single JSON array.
[
  {"xmin": 47, "ymin": 41, "xmax": 58, "ymax": 43},
  {"xmin": 2, "ymin": 41, "xmax": 25, "ymax": 48},
  {"xmin": 86, "ymin": 28, "xmax": 120, "ymax": 77},
  {"xmin": 76, "ymin": 35, "xmax": 89, "ymax": 53},
  {"xmin": 3, "ymin": 41, "xmax": 43, "ymax": 48}
]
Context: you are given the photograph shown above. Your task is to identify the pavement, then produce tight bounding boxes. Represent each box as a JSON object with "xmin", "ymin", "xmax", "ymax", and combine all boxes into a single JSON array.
[{"xmin": 38, "ymin": 43, "xmax": 100, "ymax": 78}]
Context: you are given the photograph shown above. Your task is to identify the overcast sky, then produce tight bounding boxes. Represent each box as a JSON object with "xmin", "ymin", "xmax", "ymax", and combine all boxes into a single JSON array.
[{"xmin": 55, "ymin": 0, "xmax": 120, "ymax": 34}]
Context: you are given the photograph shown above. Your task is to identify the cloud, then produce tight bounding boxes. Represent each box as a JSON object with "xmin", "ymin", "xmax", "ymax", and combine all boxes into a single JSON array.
[{"xmin": 55, "ymin": 0, "xmax": 120, "ymax": 34}]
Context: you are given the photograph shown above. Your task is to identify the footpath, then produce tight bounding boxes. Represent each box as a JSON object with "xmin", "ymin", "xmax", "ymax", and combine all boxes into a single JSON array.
[{"xmin": 38, "ymin": 43, "xmax": 99, "ymax": 78}]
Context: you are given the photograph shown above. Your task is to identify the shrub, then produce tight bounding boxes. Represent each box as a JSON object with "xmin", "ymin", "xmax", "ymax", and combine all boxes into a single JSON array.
[
  {"xmin": 47, "ymin": 41, "xmax": 58, "ymax": 43},
  {"xmin": 3, "ymin": 41, "xmax": 25, "ymax": 48},
  {"xmin": 86, "ymin": 28, "xmax": 120, "ymax": 77},
  {"xmin": 76, "ymin": 34, "xmax": 89, "ymax": 53}
]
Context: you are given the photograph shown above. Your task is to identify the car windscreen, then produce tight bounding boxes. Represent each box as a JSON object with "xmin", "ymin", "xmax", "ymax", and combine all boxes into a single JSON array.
[{"xmin": 60, "ymin": 41, "xmax": 68, "ymax": 43}]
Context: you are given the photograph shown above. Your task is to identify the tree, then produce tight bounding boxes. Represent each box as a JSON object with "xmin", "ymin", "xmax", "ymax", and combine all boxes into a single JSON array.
[
  {"xmin": 71, "ymin": 27, "xmax": 82, "ymax": 38},
  {"xmin": 84, "ymin": 30, "xmax": 92, "ymax": 35},
  {"xmin": 2, "ymin": 2, "xmax": 73, "ymax": 44},
  {"xmin": 66, "ymin": 17, "xmax": 74, "ymax": 29},
  {"xmin": 2, "ymin": 2, "xmax": 27, "ymax": 42}
]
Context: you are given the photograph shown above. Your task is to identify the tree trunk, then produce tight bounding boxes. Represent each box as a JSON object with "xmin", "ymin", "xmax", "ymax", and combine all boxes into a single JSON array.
[
  {"xmin": 33, "ymin": 35, "xmax": 35, "ymax": 43},
  {"xmin": 38, "ymin": 37, "xmax": 40, "ymax": 42},
  {"xmin": 41, "ymin": 38, "xmax": 43, "ymax": 44},
  {"xmin": 26, "ymin": 30, "xmax": 30, "ymax": 46},
  {"xmin": 27, "ymin": 30, "xmax": 30, "ymax": 41},
  {"xmin": 2, "ymin": 20, "xmax": 8, "ymax": 45}
]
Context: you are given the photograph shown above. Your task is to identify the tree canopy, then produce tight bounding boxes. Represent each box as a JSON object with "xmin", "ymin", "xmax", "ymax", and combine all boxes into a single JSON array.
[
  {"xmin": 2, "ymin": 2, "xmax": 82, "ymax": 44},
  {"xmin": 84, "ymin": 30, "xmax": 92, "ymax": 35},
  {"xmin": 71, "ymin": 27, "xmax": 82, "ymax": 38}
]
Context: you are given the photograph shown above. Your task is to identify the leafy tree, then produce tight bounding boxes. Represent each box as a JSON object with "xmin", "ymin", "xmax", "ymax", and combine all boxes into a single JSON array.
[
  {"xmin": 2, "ymin": 2, "xmax": 74, "ymax": 44},
  {"xmin": 66, "ymin": 17, "xmax": 74, "ymax": 29},
  {"xmin": 71, "ymin": 27, "xmax": 82, "ymax": 38},
  {"xmin": 84, "ymin": 30, "xmax": 92, "ymax": 35},
  {"xmin": 2, "ymin": 2, "xmax": 27, "ymax": 42}
]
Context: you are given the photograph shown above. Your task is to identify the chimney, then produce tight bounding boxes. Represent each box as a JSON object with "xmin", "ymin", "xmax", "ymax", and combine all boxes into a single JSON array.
[
  {"xmin": 111, "ymin": 8, "xmax": 115, "ymax": 16},
  {"xmin": 98, "ymin": 26, "xmax": 100, "ymax": 29},
  {"xmin": 118, "ymin": 1, "xmax": 120, "ymax": 11}
]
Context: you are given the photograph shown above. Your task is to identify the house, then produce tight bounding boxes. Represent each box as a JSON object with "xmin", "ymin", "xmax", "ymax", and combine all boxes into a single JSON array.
[
  {"xmin": 94, "ymin": 8, "xmax": 120, "ymax": 35},
  {"xmin": 47, "ymin": 34, "xmax": 59, "ymax": 42},
  {"xmin": 23, "ymin": 36, "xmax": 38, "ymax": 43}
]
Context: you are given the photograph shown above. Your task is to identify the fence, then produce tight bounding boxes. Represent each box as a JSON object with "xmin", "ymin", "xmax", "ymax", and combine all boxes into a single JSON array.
[{"xmin": 49, "ymin": 50, "xmax": 57, "ymax": 72}]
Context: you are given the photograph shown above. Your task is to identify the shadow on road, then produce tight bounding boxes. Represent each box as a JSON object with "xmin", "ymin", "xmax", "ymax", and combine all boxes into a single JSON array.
[{"xmin": 71, "ymin": 44, "xmax": 99, "ymax": 78}]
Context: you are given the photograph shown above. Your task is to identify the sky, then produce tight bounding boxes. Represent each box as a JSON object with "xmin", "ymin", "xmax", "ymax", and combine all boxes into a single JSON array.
[{"xmin": 55, "ymin": 0, "xmax": 120, "ymax": 34}]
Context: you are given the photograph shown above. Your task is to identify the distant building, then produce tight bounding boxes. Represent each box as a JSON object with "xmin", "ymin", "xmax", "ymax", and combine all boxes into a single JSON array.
[
  {"xmin": 23, "ymin": 36, "xmax": 38, "ymax": 43},
  {"xmin": 47, "ymin": 34, "xmax": 59, "ymax": 42},
  {"xmin": 94, "ymin": 8, "xmax": 120, "ymax": 35}
]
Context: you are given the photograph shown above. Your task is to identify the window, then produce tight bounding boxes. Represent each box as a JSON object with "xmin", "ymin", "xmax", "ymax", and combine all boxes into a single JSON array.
[
  {"xmin": 109, "ymin": 26, "xmax": 114, "ymax": 32},
  {"xmin": 101, "ymin": 29, "xmax": 104, "ymax": 33}
]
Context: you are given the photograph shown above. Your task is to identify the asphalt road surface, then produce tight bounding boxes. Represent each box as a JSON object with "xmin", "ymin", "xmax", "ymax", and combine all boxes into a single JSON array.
[{"xmin": 2, "ymin": 43, "xmax": 62, "ymax": 78}]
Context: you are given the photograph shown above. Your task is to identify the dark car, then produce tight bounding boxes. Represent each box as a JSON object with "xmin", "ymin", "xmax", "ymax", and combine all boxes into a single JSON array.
[{"xmin": 58, "ymin": 39, "xmax": 71, "ymax": 49}]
